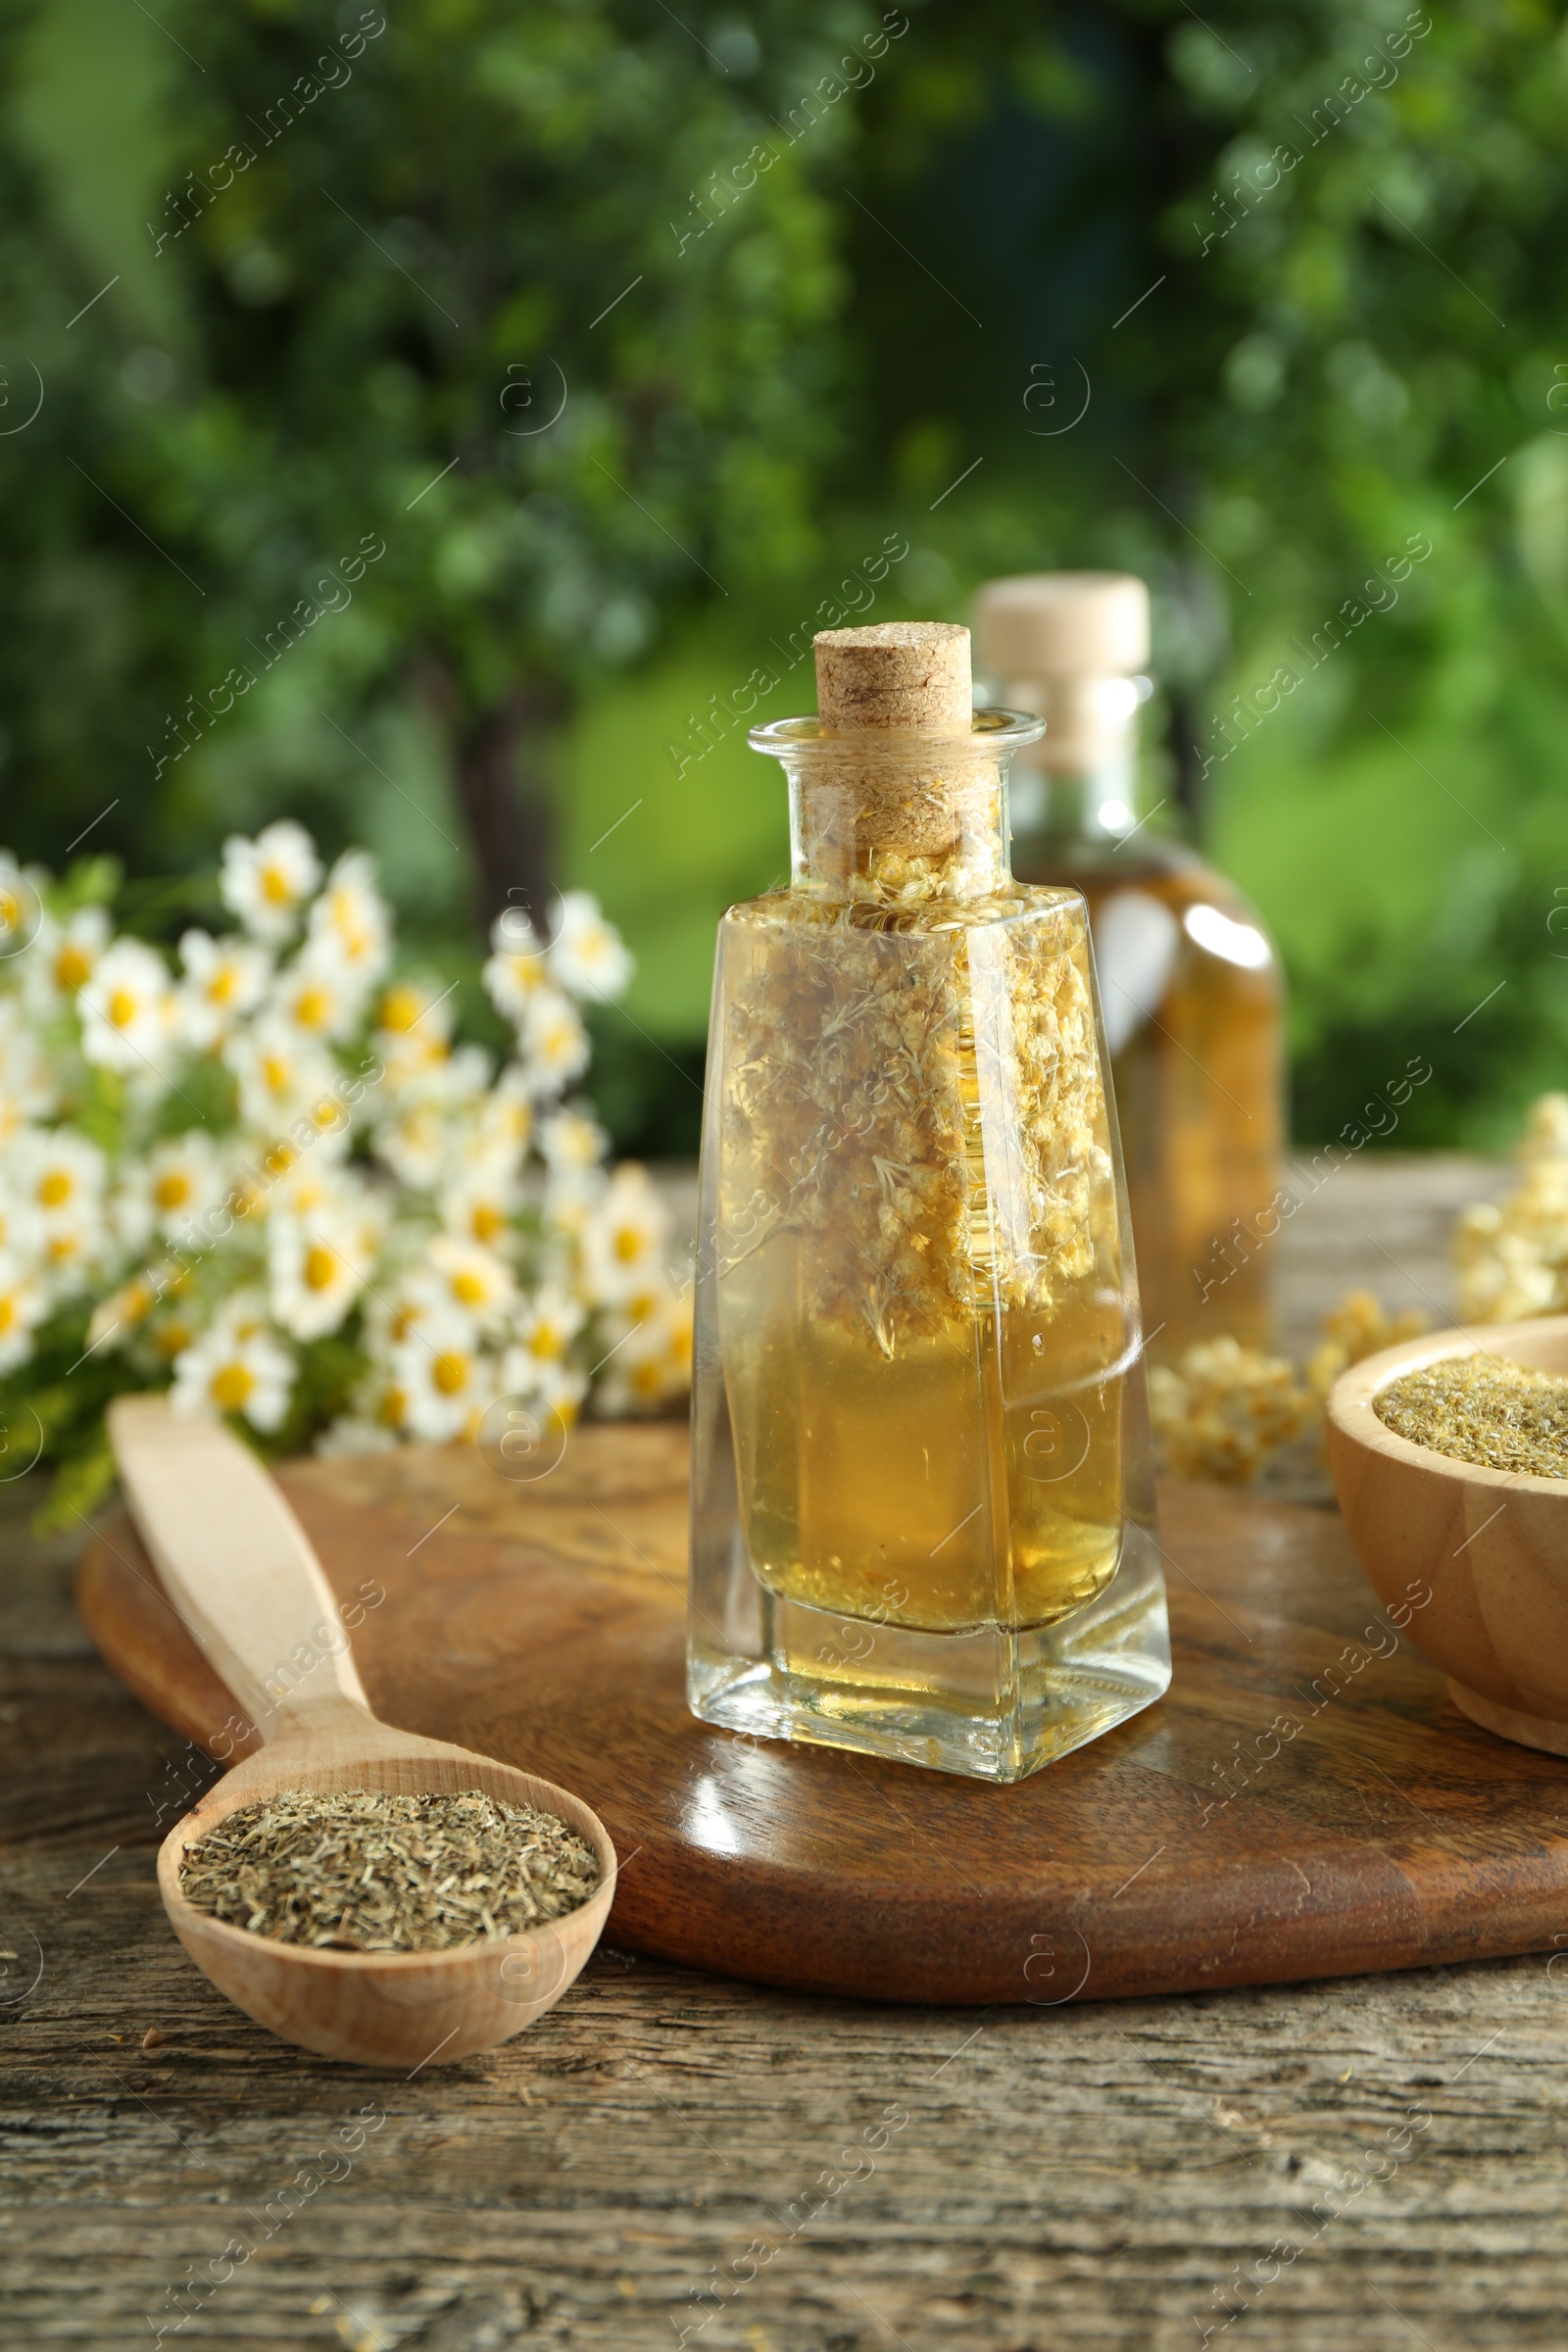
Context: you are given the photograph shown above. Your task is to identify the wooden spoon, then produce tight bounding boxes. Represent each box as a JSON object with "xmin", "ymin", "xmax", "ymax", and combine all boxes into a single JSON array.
[{"xmin": 108, "ymin": 1395, "xmax": 616, "ymax": 2068}]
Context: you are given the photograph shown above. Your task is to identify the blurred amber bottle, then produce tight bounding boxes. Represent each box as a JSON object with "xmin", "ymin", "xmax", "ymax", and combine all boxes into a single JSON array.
[{"xmin": 974, "ymin": 573, "xmax": 1284, "ymax": 1360}]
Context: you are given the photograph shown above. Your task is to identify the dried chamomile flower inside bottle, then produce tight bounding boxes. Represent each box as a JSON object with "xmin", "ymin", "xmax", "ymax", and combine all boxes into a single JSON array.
[{"xmin": 687, "ymin": 621, "xmax": 1170, "ymax": 1782}]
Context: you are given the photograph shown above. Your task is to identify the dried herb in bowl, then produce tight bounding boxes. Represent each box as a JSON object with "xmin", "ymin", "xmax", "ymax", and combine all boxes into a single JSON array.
[
  {"xmin": 178, "ymin": 1788, "xmax": 601, "ymax": 1953},
  {"xmin": 1373, "ymin": 1352, "xmax": 1568, "ymax": 1480}
]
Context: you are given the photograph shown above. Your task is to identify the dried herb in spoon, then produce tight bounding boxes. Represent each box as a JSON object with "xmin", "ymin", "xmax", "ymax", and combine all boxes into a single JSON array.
[{"xmin": 178, "ymin": 1788, "xmax": 601, "ymax": 1952}]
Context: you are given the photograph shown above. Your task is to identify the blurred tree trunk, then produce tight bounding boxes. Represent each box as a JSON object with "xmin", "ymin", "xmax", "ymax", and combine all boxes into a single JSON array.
[{"xmin": 423, "ymin": 664, "xmax": 565, "ymax": 936}]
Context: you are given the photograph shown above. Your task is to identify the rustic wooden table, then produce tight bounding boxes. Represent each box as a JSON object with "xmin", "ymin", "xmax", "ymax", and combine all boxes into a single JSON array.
[{"xmin": 8, "ymin": 1153, "xmax": 1564, "ymax": 2352}]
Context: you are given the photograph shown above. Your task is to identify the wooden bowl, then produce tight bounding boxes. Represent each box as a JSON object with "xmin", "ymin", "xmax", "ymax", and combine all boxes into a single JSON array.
[{"xmin": 1326, "ymin": 1316, "xmax": 1568, "ymax": 1754}]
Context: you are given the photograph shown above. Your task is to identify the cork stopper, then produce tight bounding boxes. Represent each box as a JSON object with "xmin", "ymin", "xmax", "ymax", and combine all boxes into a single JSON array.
[
  {"xmin": 814, "ymin": 622, "xmax": 972, "ymax": 736},
  {"xmin": 974, "ymin": 573, "xmax": 1149, "ymax": 680}
]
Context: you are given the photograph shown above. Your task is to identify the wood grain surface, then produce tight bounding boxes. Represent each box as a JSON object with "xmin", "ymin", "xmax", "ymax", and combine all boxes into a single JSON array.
[
  {"xmin": 11, "ymin": 1160, "xmax": 1568, "ymax": 2352},
  {"xmin": 74, "ymin": 1423, "xmax": 1568, "ymax": 2007}
]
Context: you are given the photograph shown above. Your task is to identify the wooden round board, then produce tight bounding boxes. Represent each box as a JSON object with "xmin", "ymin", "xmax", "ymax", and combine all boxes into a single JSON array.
[{"xmin": 76, "ymin": 1424, "xmax": 1568, "ymax": 2005}]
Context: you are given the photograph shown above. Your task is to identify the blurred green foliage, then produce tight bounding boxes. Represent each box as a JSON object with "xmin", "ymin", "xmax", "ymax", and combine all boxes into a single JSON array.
[{"xmin": 4, "ymin": 0, "xmax": 1567, "ymax": 1149}]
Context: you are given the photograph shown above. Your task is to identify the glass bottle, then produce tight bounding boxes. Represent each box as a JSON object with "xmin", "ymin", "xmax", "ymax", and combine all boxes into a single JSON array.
[
  {"xmin": 975, "ymin": 573, "xmax": 1285, "ymax": 1362},
  {"xmin": 688, "ymin": 621, "xmax": 1170, "ymax": 1783}
]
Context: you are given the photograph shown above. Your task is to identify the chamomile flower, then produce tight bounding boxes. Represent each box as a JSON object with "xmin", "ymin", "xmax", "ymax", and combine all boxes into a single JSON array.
[
  {"xmin": 0, "ymin": 826, "xmax": 687, "ymax": 1482},
  {"xmin": 538, "ymin": 1104, "xmax": 608, "ymax": 1178},
  {"xmin": 494, "ymin": 1349, "xmax": 588, "ymax": 1432},
  {"xmin": 583, "ymin": 1162, "xmax": 670, "ymax": 1300},
  {"xmin": 437, "ymin": 1171, "xmax": 519, "ymax": 1252},
  {"xmin": 87, "ymin": 1270, "xmax": 162, "ymax": 1351},
  {"xmin": 24, "ymin": 904, "xmax": 109, "ymax": 1014},
  {"xmin": 518, "ymin": 989, "xmax": 590, "ymax": 1098},
  {"xmin": 371, "ymin": 1097, "xmax": 449, "ymax": 1193},
  {"xmin": 467, "ymin": 1064, "xmax": 534, "ymax": 1173},
  {"xmin": 541, "ymin": 1175, "xmax": 600, "ymax": 1255},
  {"xmin": 509, "ymin": 1284, "xmax": 585, "ymax": 1370},
  {"xmin": 482, "ymin": 908, "xmax": 551, "ymax": 1024},
  {"xmin": 265, "ymin": 1152, "xmax": 353, "ymax": 1227},
  {"xmin": 130, "ymin": 1131, "xmax": 227, "ymax": 1249},
  {"xmin": 269, "ymin": 1209, "xmax": 375, "ymax": 1342},
  {"xmin": 0, "ymin": 998, "xmax": 56, "ymax": 1137},
  {"xmin": 419, "ymin": 1236, "xmax": 514, "ymax": 1331},
  {"xmin": 0, "ymin": 1254, "xmax": 47, "ymax": 1373},
  {"xmin": 150, "ymin": 1302, "xmax": 203, "ymax": 1365},
  {"xmin": 220, "ymin": 820, "xmax": 320, "ymax": 944},
  {"xmin": 0, "ymin": 857, "xmax": 42, "ymax": 966},
  {"xmin": 270, "ymin": 955, "xmax": 362, "ymax": 1044},
  {"xmin": 12, "ymin": 1127, "xmax": 107, "ymax": 1230},
  {"xmin": 225, "ymin": 1017, "xmax": 338, "ymax": 1134},
  {"xmin": 375, "ymin": 975, "xmax": 454, "ymax": 1053},
  {"xmin": 303, "ymin": 851, "xmax": 390, "ymax": 999},
  {"xmin": 176, "ymin": 929, "xmax": 271, "ymax": 1051},
  {"xmin": 39, "ymin": 1214, "xmax": 106, "ymax": 1288},
  {"xmin": 593, "ymin": 1297, "xmax": 693, "ymax": 1416},
  {"xmin": 171, "ymin": 1298, "xmax": 295, "ymax": 1432},
  {"xmin": 76, "ymin": 938, "xmax": 177, "ymax": 1077},
  {"xmin": 363, "ymin": 1276, "xmax": 446, "ymax": 1359},
  {"xmin": 391, "ymin": 1311, "xmax": 492, "ymax": 1443},
  {"xmin": 370, "ymin": 1055, "xmax": 490, "ymax": 1190},
  {"xmin": 0, "ymin": 1183, "xmax": 39, "ymax": 1265},
  {"xmin": 546, "ymin": 892, "xmax": 632, "ymax": 1003}
]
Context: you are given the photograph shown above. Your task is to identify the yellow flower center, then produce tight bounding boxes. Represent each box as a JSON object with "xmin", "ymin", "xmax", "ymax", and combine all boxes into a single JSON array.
[
  {"xmin": 0, "ymin": 1297, "xmax": 14, "ymax": 1334},
  {"xmin": 156, "ymin": 1320, "xmax": 193, "ymax": 1359},
  {"xmin": 108, "ymin": 988, "xmax": 138, "ymax": 1029},
  {"xmin": 532, "ymin": 1321, "xmax": 564, "ymax": 1360},
  {"xmin": 38, "ymin": 1170, "xmax": 72, "ymax": 1207},
  {"xmin": 304, "ymin": 1244, "xmax": 337, "ymax": 1293},
  {"xmin": 210, "ymin": 963, "xmax": 239, "ymax": 1004},
  {"xmin": 212, "ymin": 1361, "xmax": 255, "ymax": 1410},
  {"xmin": 470, "ymin": 1202, "xmax": 504, "ymax": 1244},
  {"xmin": 261, "ymin": 864, "xmax": 293, "ymax": 906},
  {"xmin": 155, "ymin": 1172, "xmax": 191, "ymax": 1210},
  {"xmin": 0, "ymin": 889, "xmax": 19, "ymax": 934},
  {"xmin": 631, "ymin": 1359, "xmax": 663, "ymax": 1399},
  {"xmin": 378, "ymin": 1386, "xmax": 407, "ymax": 1429},
  {"xmin": 431, "ymin": 1350, "xmax": 468, "ymax": 1396},
  {"xmin": 451, "ymin": 1270, "xmax": 486, "ymax": 1306},
  {"xmin": 56, "ymin": 943, "xmax": 91, "ymax": 990},
  {"xmin": 613, "ymin": 1226, "xmax": 642, "ymax": 1264},
  {"xmin": 294, "ymin": 983, "xmax": 331, "ymax": 1028},
  {"xmin": 378, "ymin": 983, "xmax": 424, "ymax": 1034}
]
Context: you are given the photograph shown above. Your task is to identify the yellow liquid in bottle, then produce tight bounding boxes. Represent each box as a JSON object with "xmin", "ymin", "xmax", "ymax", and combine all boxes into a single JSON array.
[
  {"xmin": 1016, "ymin": 843, "xmax": 1284, "ymax": 1359},
  {"xmin": 720, "ymin": 1237, "xmax": 1125, "ymax": 1631},
  {"xmin": 714, "ymin": 894, "xmax": 1129, "ymax": 1635}
]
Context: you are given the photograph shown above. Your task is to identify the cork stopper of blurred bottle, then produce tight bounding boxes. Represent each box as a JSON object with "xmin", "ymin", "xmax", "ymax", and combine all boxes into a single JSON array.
[{"xmin": 975, "ymin": 573, "xmax": 1151, "ymax": 840}]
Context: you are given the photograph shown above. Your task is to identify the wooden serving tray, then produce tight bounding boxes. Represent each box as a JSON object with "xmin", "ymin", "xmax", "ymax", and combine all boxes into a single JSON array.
[{"xmin": 76, "ymin": 1424, "xmax": 1568, "ymax": 2005}]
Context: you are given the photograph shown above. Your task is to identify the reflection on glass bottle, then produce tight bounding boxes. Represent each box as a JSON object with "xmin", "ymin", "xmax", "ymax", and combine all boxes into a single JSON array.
[
  {"xmin": 974, "ymin": 572, "xmax": 1285, "ymax": 1360},
  {"xmin": 687, "ymin": 620, "xmax": 1170, "ymax": 1783}
]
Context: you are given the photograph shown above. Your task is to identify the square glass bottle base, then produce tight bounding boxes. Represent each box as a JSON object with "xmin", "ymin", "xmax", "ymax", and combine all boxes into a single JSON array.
[{"xmin": 688, "ymin": 1525, "xmax": 1171, "ymax": 1784}]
